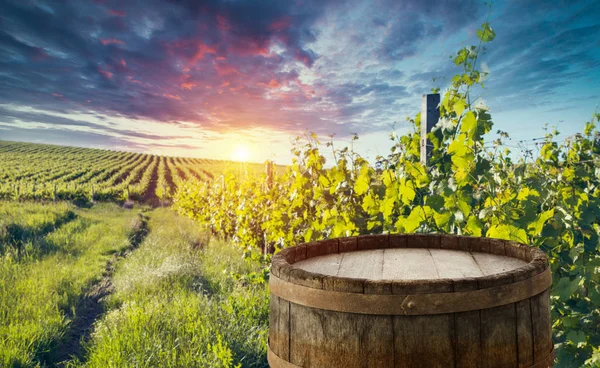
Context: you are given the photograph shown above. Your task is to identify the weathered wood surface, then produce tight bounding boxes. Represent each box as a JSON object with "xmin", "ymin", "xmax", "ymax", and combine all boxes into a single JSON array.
[
  {"xmin": 337, "ymin": 249, "xmax": 383, "ymax": 279},
  {"xmin": 269, "ymin": 295, "xmax": 290, "ymax": 361},
  {"xmin": 293, "ymin": 248, "xmax": 528, "ymax": 279},
  {"xmin": 289, "ymin": 304, "xmax": 393, "ymax": 368},
  {"xmin": 269, "ymin": 234, "xmax": 554, "ymax": 368},
  {"xmin": 394, "ymin": 314, "xmax": 454, "ymax": 367},
  {"xmin": 270, "ymin": 267, "xmax": 551, "ymax": 315},
  {"xmin": 531, "ymin": 289, "xmax": 553, "ymax": 363}
]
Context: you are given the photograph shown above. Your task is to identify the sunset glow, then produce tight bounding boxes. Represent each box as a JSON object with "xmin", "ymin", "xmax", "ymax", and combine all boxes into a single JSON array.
[
  {"xmin": 0, "ymin": 1, "xmax": 597, "ymax": 163},
  {"xmin": 231, "ymin": 144, "xmax": 251, "ymax": 162}
]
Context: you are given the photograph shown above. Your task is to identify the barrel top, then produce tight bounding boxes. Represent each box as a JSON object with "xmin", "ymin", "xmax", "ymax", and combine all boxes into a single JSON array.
[
  {"xmin": 271, "ymin": 234, "xmax": 551, "ymax": 295},
  {"xmin": 293, "ymin": 248, "xmax": 527, "ymax": 280}
]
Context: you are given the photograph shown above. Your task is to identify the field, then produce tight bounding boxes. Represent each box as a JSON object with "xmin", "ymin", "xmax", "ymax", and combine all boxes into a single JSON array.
[
  {"xmin": 0, "ymin": 201, "xmax": 268, "ymax": 367},
  {"xmin": 0, "ymin": 141, "xmax": 278, "ymax": 205},
  {"xmin": 2, "ymin": 131, "xmax": 600, "ymax": 367},
  {"xmin": 1, "ymin": 26, "xmax": 599, "ymax": 368}
]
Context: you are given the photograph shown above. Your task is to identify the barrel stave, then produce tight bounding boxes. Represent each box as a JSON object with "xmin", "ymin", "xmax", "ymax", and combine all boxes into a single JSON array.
[
  {"xmin": 394, "ymin": 314, "xmax": 454, "ymax": 368},
  {"xmin": 289, "ymin": 304, "xmax": 393, "ymax": 368},
  {"xmin": 269, "ymin": 295, "xmax": 290, "ymax": 361},
  {"xmin": 516, "ymin": 298, "xmax": 535, "ymax": 367},
  {"xmin": 531, "ymin": 289, "xmax": 553, "ymax": 363},
  {"xmin": 481, "ymin": 303, "xmax": 518, "ymax": 367}
]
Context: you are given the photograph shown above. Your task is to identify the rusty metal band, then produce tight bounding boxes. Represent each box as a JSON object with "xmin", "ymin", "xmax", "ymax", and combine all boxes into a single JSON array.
[
  {"xmin": 268, "ymin": 345, "xmax": 301, "ymax": 368},
  {"xmin": 532, "ymin": 348, "xmax": 555, "ymax": 368},
  {"xmin": 270, "ymin": 267, "xmax": 551, "ymax": 315}
]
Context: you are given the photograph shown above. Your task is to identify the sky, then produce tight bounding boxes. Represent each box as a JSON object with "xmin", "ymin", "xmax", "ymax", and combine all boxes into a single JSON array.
[{"xmin": 0, "ymin": 0, "xmax": 598, "ymax": 164}]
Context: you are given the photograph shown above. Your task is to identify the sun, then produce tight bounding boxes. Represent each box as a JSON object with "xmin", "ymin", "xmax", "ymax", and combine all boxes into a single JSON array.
[{"xmin": 231, "ymin": 144, "xmax": 251, "ymax": 162}]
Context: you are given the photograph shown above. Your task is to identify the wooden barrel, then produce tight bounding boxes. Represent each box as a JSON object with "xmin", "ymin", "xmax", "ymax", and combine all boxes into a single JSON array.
[{"xmin": 268, "ymin": 234, "xmax": 553, "ymax": 368}]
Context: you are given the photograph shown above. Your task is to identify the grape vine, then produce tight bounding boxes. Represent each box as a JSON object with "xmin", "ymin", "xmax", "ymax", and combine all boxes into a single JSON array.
[{"xmin": 173, "ymin": 23, "xmax": 600, "ymax": 366}]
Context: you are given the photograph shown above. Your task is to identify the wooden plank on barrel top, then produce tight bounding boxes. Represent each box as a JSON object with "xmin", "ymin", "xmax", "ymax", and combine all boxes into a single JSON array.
[
  {"xmin": 430, "ymin": 249, "xmax": 484, "ymax": 279},
  {"xmin": 294, "ymin": 253, "xmax": 343, "ymax": 276},
  {"xmin": 471, "ymin": 252, "xmax": 527, "ymax": 276},
  {"xmin": 337, "ymin": 249, "xmax": 384, "ymax": 280},
  {"xmin": 383, "ymin": 248, "xmax": 439, "ymax": 280}
]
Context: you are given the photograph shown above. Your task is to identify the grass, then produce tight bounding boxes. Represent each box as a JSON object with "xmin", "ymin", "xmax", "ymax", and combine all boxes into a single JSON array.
[
  {"xmin": 0, "ymin": 201, "xmax": 75, "ymax": 256},
  {"xmin": 0, "ymin": 202, "xmax": 143, "ymax": 367},
  {"xmin": 80, "ymin": 208, "xmax": 269, "ymax": 368},
  {"xmin": 0, "ymin": 202, "xmax": 269, "ymax": 367}
]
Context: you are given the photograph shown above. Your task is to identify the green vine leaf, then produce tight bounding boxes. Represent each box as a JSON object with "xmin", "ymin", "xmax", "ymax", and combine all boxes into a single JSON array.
[{"xmin": 477, "ymin": 22, "xmax": 496, "ymax": 43}]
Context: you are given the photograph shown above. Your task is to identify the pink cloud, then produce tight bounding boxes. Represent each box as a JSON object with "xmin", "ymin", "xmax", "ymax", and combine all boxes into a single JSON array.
[
  {"xmin": 114, "ymin": 58, "xmax": 128, "ymax": 72},
  {"xmin": 181, "ymin": 82, "xmax": 197, "ymax": 90},
  {"xmin": 229, "ymin": 40, "xmax": 271, "ymax": 57},
  {"xmin": 217, "ymin": 15, "xmax": 231, "ymax": 31},
  {"xmin": 214, "ymin": 62, "xmax": 241, "ymax": 76},
  {"xmin": 295, "ymin": 79, "xmax": 316, "ymax": 98},
  {"xmin": 107, "ymin": 9, "xmax": 125, "ymax": 17},
  {"xmin": 98, "ymin": 68, "xmax": 113, "ymax": 79},
  {"xmin": 295, "ymin": 49, "xmax": 311, "ymax": 66},
  {"xmin": 100, "ymin": 38, "xmax": 125, "ymax": 46},
  {"xmin": 190, "ymin": 42, "xmax": 217, "ymax": 65},
  {"xmin": 269, "ymin": 17, "xmax": 292, "ymax": 32},
  {"xmin": 163, "ymin": 93, "xmax": 181, "ymax": 100},
  {"xmin": 127, "ymin": 76, "xmax": 143, "ymax": 85},
  {"xmin": 257, "ymin": 79, "xmax": 282, "ymax": 89},
  {"xmin": 168, "ymin": 40, "xmax": 217, "ymax": 66}
]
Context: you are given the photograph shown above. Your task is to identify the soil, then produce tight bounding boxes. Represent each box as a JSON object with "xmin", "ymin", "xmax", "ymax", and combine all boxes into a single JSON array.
[{"xmin": 140, "ymin": 160, "xmax": 160, "ymax": 207}]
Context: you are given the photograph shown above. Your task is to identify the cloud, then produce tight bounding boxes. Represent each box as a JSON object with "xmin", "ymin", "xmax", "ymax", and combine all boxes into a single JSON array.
[
  {"xmin": 107, "ymin": 9, "xmax": 126, "ymax": 17},
  {"xmin": 479, "ymin": 0, "xmax": 600, "ymax": 111},
  {"xmin": 0, "ymin": 0, "xmax": 598, "ymax": 158},
  {"xmin": 100, "ymin": 38, "xmax": 125, "ymax": 46},
  {"xmin": 0, "ymin": 105, "xmax": 193, "ymax": 141}
]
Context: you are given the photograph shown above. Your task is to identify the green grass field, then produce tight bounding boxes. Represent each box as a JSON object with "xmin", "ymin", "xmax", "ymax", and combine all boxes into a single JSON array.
[{"xmin": 0, "ymin": 202, "xmax": 268, "ymax": 367}]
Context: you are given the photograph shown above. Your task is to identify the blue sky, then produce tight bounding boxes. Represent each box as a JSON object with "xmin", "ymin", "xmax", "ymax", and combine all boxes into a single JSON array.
[{"xmin": 0, "ymin": 0, "xmax": 598, "ymax": 163}]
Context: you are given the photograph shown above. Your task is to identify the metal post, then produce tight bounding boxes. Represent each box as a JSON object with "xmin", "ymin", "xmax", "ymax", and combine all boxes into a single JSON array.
[{"xmin": 420, "ymin": 94, "xmax": 440, "ymax": 166}]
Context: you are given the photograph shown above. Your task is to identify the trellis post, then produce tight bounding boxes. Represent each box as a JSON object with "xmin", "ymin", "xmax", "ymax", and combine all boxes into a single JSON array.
[
  {"xmin": 420, "ymin": 93, "xmax": 440, "ymax": 166},
  {"xmin": 265, "ymin": 160, "xmax": 274, "ymax": 190}
]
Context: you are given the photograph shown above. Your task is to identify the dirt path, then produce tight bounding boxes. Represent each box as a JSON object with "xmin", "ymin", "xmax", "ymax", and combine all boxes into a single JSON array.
[
  {"xmin": 163, "ymin": 157, "xmax": 175, "ymax": 197},
  {"xmin": 141, "ymin": 159, "xmax": 160, "ymax": 207},
  {"xmin": 46, "ymin": 212, "xmax": 150, "ymax": 367}
]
